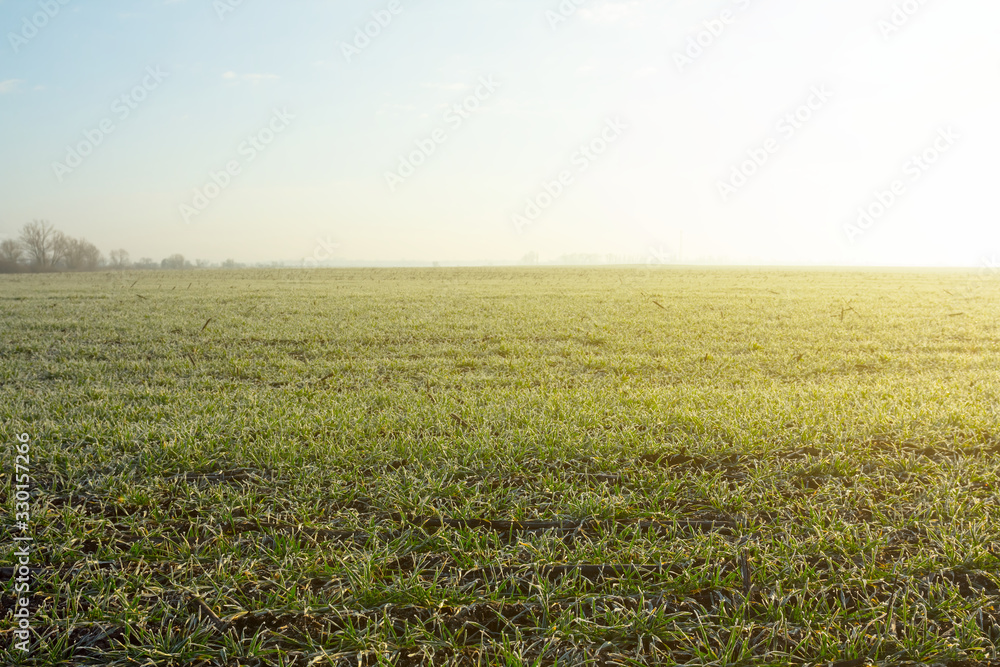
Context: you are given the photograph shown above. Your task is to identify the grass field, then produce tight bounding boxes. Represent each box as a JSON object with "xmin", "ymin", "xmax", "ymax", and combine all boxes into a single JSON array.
[{"xmin": 3, "ymin": 266, "xmax": 1000, "ymax": 666}]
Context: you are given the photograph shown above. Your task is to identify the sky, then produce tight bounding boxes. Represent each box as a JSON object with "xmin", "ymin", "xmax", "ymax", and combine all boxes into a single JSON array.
[{"xmin": 0, "ymin": 0, "xmax": 998, "ymax": 267}]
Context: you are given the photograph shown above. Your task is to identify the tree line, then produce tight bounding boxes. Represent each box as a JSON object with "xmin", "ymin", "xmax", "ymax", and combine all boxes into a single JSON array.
[{"xmin": 0, "ymin": 221, "xmax": 239, "ymax": 273}]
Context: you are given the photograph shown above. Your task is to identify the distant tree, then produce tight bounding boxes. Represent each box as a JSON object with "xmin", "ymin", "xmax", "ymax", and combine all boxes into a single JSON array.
[
  {"xmin": 221, "ymin": 258, "xmax": 242, "ymax": 269},
  {"xmin": 0, "ymin": 239, "xmax": 25, "ymax": 273},
  {"xmin": 109, "ymin": 249, "xmax": 131, "ymax": 270},
  {"xmin": 161, "ymin": 254, "xmax": 187, "ymax": 270},
  {"xmin": 51, "ymin": 231, "xmax": 69, "ymax": 269},
  {"xmin": 559, "ymin": 253, "xmax": 600, "ymax": 265},
  {"xmin": 519, "ymin": 251, "xmax": 539, "ymax": 266},
  {"xmin": 1, "ymin": 239, "xmax": 23, "ymax": 264},
  {"xmin": 58, "ymin": 236, "xmax": 103, "ymax": 271},
  {"xmin": 82, "ymin": 241, "xmax": 104, "ymax": 270},
  {"xmin": 19, "ymin": 220, "xmax": 58, "ymax": 269},
  {"xmin": 195, "ymin": 259, "xmax": 211, "ymax": 269},
  {"xmin": 135, "ymin": 257, "xmax": 158, "ymax": 270}
]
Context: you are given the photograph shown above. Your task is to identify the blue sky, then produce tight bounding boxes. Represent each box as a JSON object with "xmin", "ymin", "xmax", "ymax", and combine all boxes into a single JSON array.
[{"xmin": 1, "ymin": 0, "xmax": 998, "ymax": 266}]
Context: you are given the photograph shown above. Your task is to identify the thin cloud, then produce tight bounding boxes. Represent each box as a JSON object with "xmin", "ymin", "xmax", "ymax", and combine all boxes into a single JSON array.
[{"xmin": 0, "ymin": 79, "xmax": 23, "ymax": 94}]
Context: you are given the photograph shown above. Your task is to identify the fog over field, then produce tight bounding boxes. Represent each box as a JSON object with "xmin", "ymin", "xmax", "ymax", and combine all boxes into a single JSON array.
[{"xmin": 1, "ymin": 0, "xmax": 998, "ymax": 267}]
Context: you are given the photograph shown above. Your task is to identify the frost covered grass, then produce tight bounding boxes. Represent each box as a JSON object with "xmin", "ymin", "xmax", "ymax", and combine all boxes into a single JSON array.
[{"xmin": 2, "ymin": 266, "xmax": 999, "ymax": 665}]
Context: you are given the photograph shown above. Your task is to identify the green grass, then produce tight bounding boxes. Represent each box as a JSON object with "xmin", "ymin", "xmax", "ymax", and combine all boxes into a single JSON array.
[{"xmin": 2, "ymin": 266, "xmax": 1000, "ymax": 666}]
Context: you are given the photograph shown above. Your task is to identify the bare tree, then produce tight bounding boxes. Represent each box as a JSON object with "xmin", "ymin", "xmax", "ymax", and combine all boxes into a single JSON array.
[
  {"xmin": 161, "ymin": 254, "xmax": 187, "ymax": 270},
  {"xmin": 60, "ymin": 237, "xmax": 103, "ymax": 271},
  {"xmin": 109, "ymin": 248, "xmax": 131, "ymax": 270},
  {"xmin": 79, "ymin": 239, "xmax": 104, "ymax": 270},
  {"xmin": 51, "ymin": 231, "xmax": 70, "ymax": 269},
  {"xmin": 19, "ymin": 220, "xmax": 57, "ymax": 269},
  {"xmin": 0, "ymin": 239, "xmax": 23, "ymax": 264},
  {"xmin": 0, "ymin": 238, "xmax": 25, "ymax": 273}
]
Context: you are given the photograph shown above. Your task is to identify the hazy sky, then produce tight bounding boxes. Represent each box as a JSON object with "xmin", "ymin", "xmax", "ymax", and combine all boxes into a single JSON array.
[{"xmin": 1, "ymin": 0, "xmax": 997, "ymax": 266}]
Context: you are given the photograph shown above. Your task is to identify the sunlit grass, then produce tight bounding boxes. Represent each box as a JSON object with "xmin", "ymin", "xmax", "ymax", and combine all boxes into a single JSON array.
[{"xmin": 1, "ymin": 266, "xmax": 999, "ymax": 665}]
